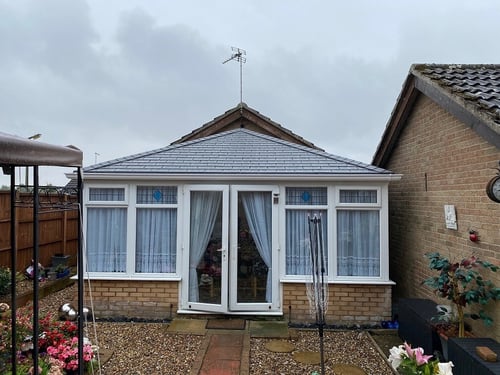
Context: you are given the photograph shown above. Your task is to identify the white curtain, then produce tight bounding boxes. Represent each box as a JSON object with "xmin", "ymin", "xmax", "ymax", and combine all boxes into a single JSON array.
[
  {"xmin": 241, "ymin": 192, "xmax": 273, "ymax": 302},
  {"xmin": 87, "ymin": 207, "xmax": 127, "ymax": 272},
  {"xmin": 337, "ymin": 210, "xmax": 380, "ymax": 276},
  {"xmin": 189, "ymin": 191, "xmax": 222, "ymax": 302},
  {"xmin": 286, "ymin": 210, "xmax": 327, "ymax": 275},
  {"xmin": 136, "ymin": 208, "xmax": 177, "ymax": 273}
]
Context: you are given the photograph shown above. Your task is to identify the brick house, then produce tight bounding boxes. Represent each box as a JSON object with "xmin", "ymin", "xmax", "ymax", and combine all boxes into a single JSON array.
[
  {"xmin": 372, "ymin": 64, "xmax": 500, "ymax": 341},
  {"xmin": 81, "ymin": 103, "xmax": 400, "ymax": 324}
]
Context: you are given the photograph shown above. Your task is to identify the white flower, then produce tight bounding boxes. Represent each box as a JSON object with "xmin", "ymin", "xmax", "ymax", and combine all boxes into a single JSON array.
[
  {"xmin": 388, "ymin": 345, "xmax": 405, "ymax": 370},
  {"xmin": 437, "ymin": 361, "xmax": 454, "ymax": 375}
]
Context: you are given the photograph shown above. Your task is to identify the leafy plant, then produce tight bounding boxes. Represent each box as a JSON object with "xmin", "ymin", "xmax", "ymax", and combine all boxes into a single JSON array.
[
  {"xmin": 423, "ymin": 252, "xmax": 500, "ymax": 337},
  {"xmin": 0, "ymin": 267, "xmax": 12, "ymax": 296}
]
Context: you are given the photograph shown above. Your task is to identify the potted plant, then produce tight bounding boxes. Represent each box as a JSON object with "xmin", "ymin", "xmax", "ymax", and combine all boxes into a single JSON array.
[
  {"xmin": 54, "ymin": 263, "xmax": 69, "ymax": 279},
  {"xmin": 423, "ymin": 252, "xmax": 500, "ymax": 338}
]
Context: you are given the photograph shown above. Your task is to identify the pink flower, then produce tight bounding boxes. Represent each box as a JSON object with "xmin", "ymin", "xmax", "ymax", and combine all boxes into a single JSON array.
[{"xmin": 414, "ymin": 348, "xmax": 433, "ymax": 366}]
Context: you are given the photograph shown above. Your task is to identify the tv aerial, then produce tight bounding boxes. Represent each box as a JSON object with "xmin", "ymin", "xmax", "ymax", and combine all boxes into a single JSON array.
[{"xmin": 223, "ymin": 47, "xmax": 246, "ymax": 109}]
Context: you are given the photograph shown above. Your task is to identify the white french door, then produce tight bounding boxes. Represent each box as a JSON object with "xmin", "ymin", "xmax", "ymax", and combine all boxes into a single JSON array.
[
  {"xmin": 182, "ymin": 185, "xmax": 229, "ymax": 313},
  {"xmin": 229, "ymin": 186, "xmax": 278, "ymax": 312},
  {"xmin": 181, "ymin": 184, "xmax": 279, "ymax": 314}
]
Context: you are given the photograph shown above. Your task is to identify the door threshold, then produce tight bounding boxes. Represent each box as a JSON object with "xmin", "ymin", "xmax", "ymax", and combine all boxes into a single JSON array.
[{"xmin": 177, "ymin": 309, "xmax": 283, "ymax": 316}]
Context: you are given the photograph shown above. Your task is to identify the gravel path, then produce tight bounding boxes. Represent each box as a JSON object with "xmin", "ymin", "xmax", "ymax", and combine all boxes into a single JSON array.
[{"xmin": 30, "ymin": 283, "xmax": 396, "ymax": 374}]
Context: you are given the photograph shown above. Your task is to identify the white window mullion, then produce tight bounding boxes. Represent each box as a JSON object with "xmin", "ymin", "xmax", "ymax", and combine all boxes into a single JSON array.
[{"xmin": 127, "ymin": 184, "xmax": 136, "ymax": 274}]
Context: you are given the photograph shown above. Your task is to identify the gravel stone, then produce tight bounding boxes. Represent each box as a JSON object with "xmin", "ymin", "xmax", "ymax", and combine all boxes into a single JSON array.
[{"xmin": 30, "ymin": 284, "xmax": 396, "ymax": 374}]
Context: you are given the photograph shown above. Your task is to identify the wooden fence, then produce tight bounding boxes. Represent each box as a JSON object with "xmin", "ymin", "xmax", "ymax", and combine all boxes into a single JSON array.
[{"xmin": 0, "ymin": 190, "xmax": 79, "ymax": 272}]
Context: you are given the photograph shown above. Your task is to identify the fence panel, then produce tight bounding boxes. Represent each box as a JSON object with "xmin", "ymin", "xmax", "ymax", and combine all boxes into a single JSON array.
[{"xmin": 0, "ymin": 190, "xmax": 78, "ymax": 272}]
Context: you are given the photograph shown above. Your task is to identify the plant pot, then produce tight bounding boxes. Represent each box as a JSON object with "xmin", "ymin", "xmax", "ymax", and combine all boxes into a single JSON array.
[
  {"xmin": 56, "ymin": 269, "xmax": 70, "ymax": 279},
  {"xmin": 51, "ymin": 255, "xmax": 70, "ymax": 268},
  {"xmin": 439, "ymin": 332, "xmax": 450, "ymax": 361},
  {"xmin": 438, "ymin": 329, "xmax": 474, "ymax": 361}
]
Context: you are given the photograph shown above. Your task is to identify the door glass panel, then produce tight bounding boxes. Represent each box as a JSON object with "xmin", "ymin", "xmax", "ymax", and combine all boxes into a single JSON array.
[
  {"xmin": 188, "ymin": 191, "xmax": 223, "ymax": 304},
  {"xmin": 237, "ymin": 192, "xmax": 272, "ymax": 303}
]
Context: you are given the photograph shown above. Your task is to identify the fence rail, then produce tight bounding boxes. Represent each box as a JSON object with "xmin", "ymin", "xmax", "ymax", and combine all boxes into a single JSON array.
[{"xmin": 0, "ymin": 190, "xmax": 79, "ymax": 272}]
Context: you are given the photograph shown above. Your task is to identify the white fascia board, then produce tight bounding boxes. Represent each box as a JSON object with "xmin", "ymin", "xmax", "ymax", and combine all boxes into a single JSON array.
[{"xmin": 76, "ymin": 172, "xmax": 402, "ymax": 183}]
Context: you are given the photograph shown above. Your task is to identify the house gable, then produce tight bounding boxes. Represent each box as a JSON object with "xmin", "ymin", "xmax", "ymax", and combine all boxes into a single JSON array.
[
  {"xmin": 172, "ymin": 102, "xmax": 323, "ymax": 150},
  {"xmin": 373, "ymin": 64, "xmax": 500, "ymax": 167}
]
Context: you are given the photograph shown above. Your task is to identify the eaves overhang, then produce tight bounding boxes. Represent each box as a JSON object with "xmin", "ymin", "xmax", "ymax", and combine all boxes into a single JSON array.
[
  {"xmin": 373, "ymin": 64, "xmax": 500, "ymax": 168},
  {"xmin": 74, "ymin": 172, "xmax": 402, "ymax": 183}
]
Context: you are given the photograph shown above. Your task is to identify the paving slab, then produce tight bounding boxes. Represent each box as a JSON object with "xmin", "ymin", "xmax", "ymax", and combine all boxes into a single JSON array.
[
  {"xmin": 166, "ymin": 318, "xmax": 207, "ymax": 335},
  {"xmin": 248, "ymin": 320, "xmax": 289, "ymax": 338}
]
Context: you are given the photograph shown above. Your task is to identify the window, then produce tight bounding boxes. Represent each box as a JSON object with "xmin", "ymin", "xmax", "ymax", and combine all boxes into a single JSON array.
[
  {"xmin": 135, "ymin": 186, "xmax": 177, "ymax": 273},
  {"xmin": 285, "ymin": 187, "xmax": 328, "ymax": 276},
  {"xmin": 87, "ymin": 188, "xmax": 127, "ymax": 272},
  {"xmin": 337, "ymin": 188, "xmax": 381, "ymax": 277},
  {"xmin": 85, "ymin": 185, "xmax": 178, "ymax": 276}
]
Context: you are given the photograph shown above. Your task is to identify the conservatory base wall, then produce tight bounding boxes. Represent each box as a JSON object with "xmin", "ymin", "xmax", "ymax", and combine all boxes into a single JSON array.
[
  {"xmin": 84, "ymin": 280, "xmax": 179, "ymax": 320},
  {"xmin": 84, "ymin": 280, "xmax": 392, "ymax": 323},
  {"xmin": 283, "ymin": 283, "xmax": 392, "ymax": 325}
]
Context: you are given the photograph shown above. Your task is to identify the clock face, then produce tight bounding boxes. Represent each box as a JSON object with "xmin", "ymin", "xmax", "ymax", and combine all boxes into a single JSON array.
[{"xmin": 486, "ymin": 176, "xmax": 500, "ymax": 203}]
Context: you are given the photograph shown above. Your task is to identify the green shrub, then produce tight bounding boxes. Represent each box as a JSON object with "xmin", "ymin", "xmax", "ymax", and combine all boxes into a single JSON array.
[{"xmin": 0, "ymin": 267, "xmax": 12, "ymax": 295}]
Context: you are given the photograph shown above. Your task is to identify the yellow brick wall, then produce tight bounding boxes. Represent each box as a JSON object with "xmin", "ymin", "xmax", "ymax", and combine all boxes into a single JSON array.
[
  {"xmin": 85, "ymin": 280, "xmax": 392, "ymax": 325},
  {"xmin": 84, "ymin": 280, "xmax": 179, "ymax": 320},
  {"xmin": 283, "ymin": 283, "xmax": 392, "ymax": 325},
  {"xmin": 385, "ymin": 94, "xmax": 500, "ymax": 341}
]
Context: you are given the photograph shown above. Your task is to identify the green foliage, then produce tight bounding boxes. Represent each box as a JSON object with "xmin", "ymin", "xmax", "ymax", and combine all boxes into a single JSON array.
[
  {"xmin": 0, "ymin": 267, "xmax": 12, "ymax": 296},
  {"xmin": 423, "ymin": 252, "xmax": 500, "ymax": 336}
]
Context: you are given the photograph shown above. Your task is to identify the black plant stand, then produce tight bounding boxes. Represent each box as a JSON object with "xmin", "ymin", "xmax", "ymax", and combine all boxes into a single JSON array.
[{"xmin": 398, "ymin": 298, "xmax": 442, "ymax": 355}]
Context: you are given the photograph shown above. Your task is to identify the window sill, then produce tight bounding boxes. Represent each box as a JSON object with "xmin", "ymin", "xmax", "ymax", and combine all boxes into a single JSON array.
[
  {"xmin": 280, "ymin": 278, "xmax": 395, "ymax": 285},
  {"xmin": 72, "ymin": 274, "xmax": 181, "ymax": 281}
]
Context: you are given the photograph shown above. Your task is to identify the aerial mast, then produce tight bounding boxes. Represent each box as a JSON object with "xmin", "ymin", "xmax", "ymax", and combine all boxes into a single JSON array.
[{"xmin": 223, "ymin": 46, "xmax": 246, "ymax": 111}]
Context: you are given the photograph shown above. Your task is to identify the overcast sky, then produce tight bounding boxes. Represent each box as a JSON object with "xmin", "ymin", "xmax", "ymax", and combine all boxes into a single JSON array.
[{"xmin": 2, "ymin": 0, "xmax": 500, "ymax": 186}]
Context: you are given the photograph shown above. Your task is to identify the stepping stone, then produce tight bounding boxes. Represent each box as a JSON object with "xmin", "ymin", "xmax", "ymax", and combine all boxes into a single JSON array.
[
  {"xmin": 331, "ymin": 363, "xmax": 367, "ymax": 375},
  {"xmin": 292, "ymin": 351, "xmax": 322, "ymax": 364},
  {"xmin": 265, "ymin": 340, "xmax": 295, "ymax": 353}
]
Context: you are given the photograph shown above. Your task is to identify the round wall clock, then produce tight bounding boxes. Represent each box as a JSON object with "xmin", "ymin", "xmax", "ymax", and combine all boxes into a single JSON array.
[{"xmin": 486, "ymin": 174, "xmax": 500, "ymax": 203}]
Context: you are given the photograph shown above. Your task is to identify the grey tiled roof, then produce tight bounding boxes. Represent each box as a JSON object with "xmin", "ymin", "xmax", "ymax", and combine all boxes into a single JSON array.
[
  {"xmin": 84, "ymin": 129, "xmax": 391, "ymax": 176},
  {"xmin": 414, "ymin": 64, "xmax": 500, "ymax": 128}
]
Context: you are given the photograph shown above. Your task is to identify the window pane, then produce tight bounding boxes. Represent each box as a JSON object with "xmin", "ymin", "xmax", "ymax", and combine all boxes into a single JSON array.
[
  {"xmin": 337, "ymin": 210, "xmax": 380, "ymax": 276},
  {"xmin": 87, "ymin": 207, "xmax": 127, "ymax": 272},
  {"xmin": 339, "ymin": 190, "xmax": 377, "ymax": 203},
  {"xmin": 137, "ymin": 186, "xmax": 177, "ymax": 204},
  {"xmin": 286, "ymin": 210, "xmax": 327, "ymax": 275},
  {"xmin": 136, "ymin": 208, "xmax": 177, "ymax": 273},
  {"xmin": 89, "ymin": 188, "xmax": 125, "ymax": 201},
  {"xmin": 286, "ymin": 187, "xmax": 327, "ymax": 205}
]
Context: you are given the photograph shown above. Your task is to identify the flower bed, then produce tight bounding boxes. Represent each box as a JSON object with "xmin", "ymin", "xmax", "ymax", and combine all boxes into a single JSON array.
[{"xmin": 0, "ymin": 302, "xmax": 96, "ymax": 374}]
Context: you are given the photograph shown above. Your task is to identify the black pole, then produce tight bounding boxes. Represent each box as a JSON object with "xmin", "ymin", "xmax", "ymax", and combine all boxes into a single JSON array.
[
  {"xmin": 33, "ymin": 166, "xmax": 40, "ymax": 374},
  {"xmin": 10, "ymin": 167, "xmax": 17, "ymax": 375},
  {"xmin": 309, "ymin": 215, "xmax": 325, "ymax": 375},
  {"xmin": 77, "ymin": 168, "xmax": 84, "ymax": 375},
  {"xmin": 317, "ymin": 215, "xmax": 326, "ymax": 375}
]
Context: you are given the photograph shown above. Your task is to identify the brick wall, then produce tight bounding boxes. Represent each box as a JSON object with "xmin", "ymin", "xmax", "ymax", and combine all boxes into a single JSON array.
[
  {"xmin": 84, "ymin": 280, "xmax": 179, "ymax": 320},
  {"xmin": 385, "ymin": 94, "xmax": 500, "ymax": 341},
  {"xmin": 85, "ymin": 280, "xmax": 392, "ymax": 325},
  {"xmin": 283, "ymin": 283, "xmax": 392, "ymax": 325}
]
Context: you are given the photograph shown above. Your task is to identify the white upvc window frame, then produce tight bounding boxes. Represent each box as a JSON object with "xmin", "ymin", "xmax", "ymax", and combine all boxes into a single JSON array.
[
  {"xmin": 333, "ymin": 183, "xmax": 390, "ymax": 283},
  {"xmin": 280, "ymin": 183, "xmax": 391, "ymax": 284},
  {"xmin": 280, "ymin": 184, "xmax": 331, "ymax": 282},
  {"xmin": 83, "ymin": 183, "xmax": 181, "ymax": 280}
]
